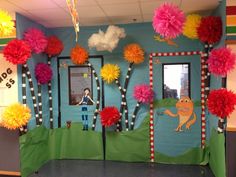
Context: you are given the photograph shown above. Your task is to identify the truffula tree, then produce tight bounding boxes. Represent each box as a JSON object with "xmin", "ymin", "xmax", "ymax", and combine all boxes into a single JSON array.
[
  {"xmin": 44, "ymin": 36, "xmax": 64, "ymax": 129},
  {"xmin": 131, "ymin": 84, "xmax": 154, "ymax": 130},
  {"xmin": 101, "ymin": 43, "xmax": 145, "ymax": 131},
  {"xmin": 3, "ymin": 39, "xmax": 34, "ymax": 134},
  {"xmin": 35, "ymin": 63, "xmax": 53, "ymax": 125},
  {"xmin": 70, "ymin": 44, "xmax": 101, "ymax": 130},
  {"xmin": 100, "ymin": 64, "xmax": 128, "ymax": 131}
]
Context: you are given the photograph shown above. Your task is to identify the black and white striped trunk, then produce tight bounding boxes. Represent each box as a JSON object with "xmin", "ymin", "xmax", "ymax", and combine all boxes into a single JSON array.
[
  {"xmin": 87, "ymin": 61, "xmax": 101, "ymax": 131},
  {"xmin": 130, "ymin": 101, "xmax": 141, "ymax": 130},
  {"xmin": 37, "ymin": 83, "xmax": 43, "ymax": 125},
  {"xmin": 204, "ymin": 43, "xmax": 213, "ymax": 97},
  {"xmin": 47, "ymin": 58, "xmax": 54, "ymax": 129},
  {"xmin": 23, "ymin": 64, "xmax": 40, "ymax": 126},
  {"xmin": 20, "ymin": 65, "xmax": 27, "ymax": 134},
  {"xmin": 115, "ymin": 79, "xmax": 129, "ymax": 131}
]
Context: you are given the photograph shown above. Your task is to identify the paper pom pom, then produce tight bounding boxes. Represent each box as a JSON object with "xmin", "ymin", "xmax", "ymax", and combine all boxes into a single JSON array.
[
  {"xmin": 1, "ymin": 103, "xmax": 31, "ymax": 130},
  {"xmin": 197, "ymin": 16, "xmax": 222, "ymax": 44},
  {"xmin": 124, "ymin": 44, "xmax": 145, "ymax": 64},
  {"xmin": 100, "ymin": 106, "xmax": 120, "ymax": 127},
  {"xmin": 23, "ymin": 28, "xmax": 48, "ymax": 54},
  {"xmin": 183, "ymin": 14, "xmax": 202, "ymax": 39},
  {"xmin": 101, "ymin": 64, "xmax": 120, "ymax": 84},
  {"xmin": 152, "ymin": 2, "xmax": 185, "ymax": 39},
  {"xmin": 208, "ymin": 47, "xmax": 236, "ymax": 77},
  {"xmin": 207, "ymin": 89, "xmax": 236, "ymax": 118},
  {"xmin": 45, "ymin": 36, "xmax": 64, "ymax": 57},
  {"xmin": 3, "ymin": 39, "xmax": 31, "ymax": 65},
  {"xmin": 70, "ymin": 45, "xmax": 88, "ymax": 65},
  {"xmin": 0, "ymin": 10, "xmax": 15, "ymax": 37},
  {"xmin": 35, "ymin": 63, "xmax": 53, "ymax": 84},
  {"xmin": 133, "ymin": 84, "xmax": 154, "ymax": 104}
]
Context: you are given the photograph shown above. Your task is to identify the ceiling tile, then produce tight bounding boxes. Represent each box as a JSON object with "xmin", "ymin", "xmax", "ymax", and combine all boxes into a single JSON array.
[
  {"xmin": 101, "ymin": 3, "xmax": 140, "ymax": 16},
  {"xmin": 110, "ymin": 15, "xmax": 143, "ymax": 25},
  {"xmin": 63, "ymin": 6, "xmax": 106, "ymax": 18},
  {"xmin": 181, "ymin": 0, "xmax": 219, "ymax": 13},
  {"xmin": 143, "ymin": 13, "xmax": 153, "ymax": 22},
  {"xmin": 52, "ymin": 0, "xmax": 97, "ymax": 7},
  {"xmin": 39, "ymin": 19, "xmax": 74, "ymax": 28},
  {"xmin": 96, "ymin": 0, "xmax": 138, "ymax": 5},
  {"xmin": 27, "ymin": 8, "xmax": 71, "ymax": 21},
  {"xmin": 141, "ymin": 0, "xmax": 181, "ymax": 14},
  {"xmin": 7, "ymin": 0, "xmax": 58, "ymax": 10},
  {"xmin": 79, "ymin": 17, "xmax": 110, "ymax": 26}
]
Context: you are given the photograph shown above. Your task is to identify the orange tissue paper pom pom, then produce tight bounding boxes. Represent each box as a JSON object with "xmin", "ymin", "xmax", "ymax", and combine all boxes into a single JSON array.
[
  {"xmin": 70, "ymin": 44, "xmax": 89, "ymax": 65},
  {"xmin": 124, "ymin": 43, "xmax": 145, "ymax": 64}
]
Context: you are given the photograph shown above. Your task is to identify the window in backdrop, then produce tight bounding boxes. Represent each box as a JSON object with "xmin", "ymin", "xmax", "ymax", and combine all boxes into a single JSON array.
[
  {"xmin": 162, "ymin": 63, "xmax": 190, "ymax": 99},
  {"xmin": 68, "ymin": 66, "xmax": 93, "ymax": 105}
]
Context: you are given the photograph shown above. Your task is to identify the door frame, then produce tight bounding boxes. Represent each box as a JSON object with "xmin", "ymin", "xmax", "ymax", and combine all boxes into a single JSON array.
[{"xmin": 57, "ymin": 55, "xmax": 105, "ymax": 128}]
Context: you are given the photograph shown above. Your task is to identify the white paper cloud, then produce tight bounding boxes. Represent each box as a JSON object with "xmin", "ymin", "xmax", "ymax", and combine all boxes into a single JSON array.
[{"xmin": 88, "ymin": 25, "xmax": 126, "ymax": 52}]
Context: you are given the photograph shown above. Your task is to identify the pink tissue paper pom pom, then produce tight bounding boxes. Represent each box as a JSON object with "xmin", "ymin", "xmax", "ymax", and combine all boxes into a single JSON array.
[
  {"xmin": 35, "ymin": 63, "xmax": 53, "ymax": 84},
  {"xmin": 133, "ymin": 84, "xmax": 154, "ymax": 104},
  {"xmin": 24, "ymin": 28, "xmax": 48, "ymax": 54},
  {"xmin": 152, "ymin": 2, "xmax": 185, "ymax": 39},
  {"xmin": 208, "ymin": 47, "xmax": 236, "ymax": 77}
]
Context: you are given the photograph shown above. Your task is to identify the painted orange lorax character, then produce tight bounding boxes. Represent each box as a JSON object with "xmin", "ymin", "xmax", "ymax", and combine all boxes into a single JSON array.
[{"xmin": 164, "ymin": 96, "xmax": 197, "ymax": 132}]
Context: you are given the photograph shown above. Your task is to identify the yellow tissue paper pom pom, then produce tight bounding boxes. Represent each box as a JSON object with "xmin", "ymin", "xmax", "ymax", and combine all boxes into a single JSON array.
[
  {"xmin": 101, "ymin": 64, "xmax": 120, "ymax": 84},
  {"xmin": 124, "ymin": 43, "xmax": 145, "ymax": 64},
  {"xmin": 183, "ymin": 14, "xmax": 202, "ymax": 39},
  {"xmin": 1, "ymin": 103, "xmax": 31, "ymax": 130},
  {"xmin": 0, "ymin": 10, "xmax": 15, "ymax": 37}
]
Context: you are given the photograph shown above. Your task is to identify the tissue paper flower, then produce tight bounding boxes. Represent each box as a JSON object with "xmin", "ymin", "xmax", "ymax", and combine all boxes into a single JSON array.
[
  {"xmin": 124, "ymin": 43, "xmax": 145, "ymax": 64},
  {"xmin": 24, "ymin": 28, "xmax": 48, "ymax": 54},
  {"xmin": 152, "ymin": 2, "xmax": 185, "ymax": 39},
  {"xmin": 3, "ymin": 39, "xmax": 31, "ymax": 65},
  {"xmin": 101, "ymin": 64, "xmax": 120, "ymax": 84},
  {"xmin": 35, "ymin": 63, "xmax": 53, "ymax": 84}
]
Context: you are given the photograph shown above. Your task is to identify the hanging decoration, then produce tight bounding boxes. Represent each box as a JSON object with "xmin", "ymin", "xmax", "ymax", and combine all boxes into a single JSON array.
[
  {"xmin": 66, "ymin": 0, "xmax": 80, "ymax": 42},
  {"xmin": 1, "ymin": 103, "xmax": 31, "ymax": 130},
  {"xmin": 197, "ymin": 16, "xmax": 222, "ymax": 44},
  {"xmin": 207, "ymin": 88, "xmax": 236, "ymax": 133},
  {"xmin": 45, "ymin": 36, "xmax": 64, "ymax": 57},
  {"xmin": 88, "ymin": 25, "xmax": 126, "ymax": 52},
  {"xmin": 130, "ymin": 84, "xmax": 154, "ymax": 130},
  {"xmin": 70, "ymin": 44, "xmax": 88, "ymax": 64},
  {"xmin": 3, "ymin": 39, "xmax": 31, "ymax": 65},
  {"xmin": 0, "ymin": 10, "xmax": 15, "ymax": 37},
  {"xmin": 45, "ymin": 35, "xmax": 63, "ymax": 129},
  {"xmin": 100, "ymin": 106, "xmax": 120, "ymax": 127},
  {"xmin": 183, "ymin": 14, "xmax": 202, "ymax": 39},
  {"xmin": 23, "ymin": 28, "xmax": 48, "ymax": 54},
  {"xmin": 152, "ymin": 2, "xmax": 185, "ymax": 39},
  {"xmin": 208, "ymin": 47, "xmax": 236, "ymax": 77}
]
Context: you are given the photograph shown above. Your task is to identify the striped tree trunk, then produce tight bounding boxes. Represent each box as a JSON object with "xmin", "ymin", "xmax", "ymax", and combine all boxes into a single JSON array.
[
  {"xmin": 115, "ymin": 79, "xmax": 129, "ymax": 131},
  {"xmin": 37, "ymin": 83, "xmax": 43, "ymax": 125},
  {"xmin": 23, "ymin": 64, "xmax": 40, "ymax": 126},
  {"xmin": 47, "ymin": 58, "xmax": 54, "ymax": 129},
  {"xmin": 87, "ymin": 61, "xmax": 101, "ymax": 131},
  {"xmin": 130, "ymin": 101, "xmax": 141, "ymax": 130},
  {"xmin": 20, "ymin": 65, "xmax": 27, "ymax": 134}
]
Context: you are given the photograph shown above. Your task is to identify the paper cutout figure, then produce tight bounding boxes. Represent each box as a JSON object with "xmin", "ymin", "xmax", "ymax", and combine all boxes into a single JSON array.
[
  {"xmin": 164, "ymin": 96, "xmax": 196, "ymax": 132},
  {"xmin": 78, "ymin": 88, "xmax": 95, "ymax": 131}
]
